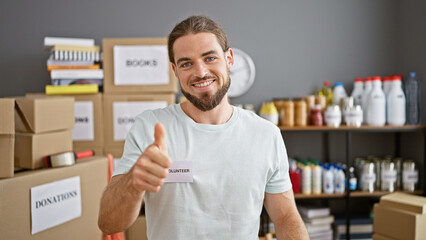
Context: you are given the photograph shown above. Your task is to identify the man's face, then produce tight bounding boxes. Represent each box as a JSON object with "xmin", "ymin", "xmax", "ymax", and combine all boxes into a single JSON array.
[{"xmin": 171, "ymin": 32, "xmax": 234, "ymax": 111}]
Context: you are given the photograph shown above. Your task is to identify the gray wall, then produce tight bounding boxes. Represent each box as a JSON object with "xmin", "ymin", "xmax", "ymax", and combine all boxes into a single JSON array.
[{"xmin": 1, "ymin": 0, "xmax": 425, "ymax": 161}]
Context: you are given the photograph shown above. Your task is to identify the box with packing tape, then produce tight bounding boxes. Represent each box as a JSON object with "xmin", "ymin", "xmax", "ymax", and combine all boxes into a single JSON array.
[
  {"xmin": 27, "ymin": 93, "xmax": 104, "ymax": 149},
  {"xmin": 0, "ymin": 98, "xmax": 15, "ymax": 178},
  {"xmin": 102, "ymin": 38, "xmax": 178, "ymax": 94},
  {"xmin": 103, "ymin": 93, "xmax": 175, "ymax": 149},
  {"xmin": 373, "ymin": 192, "xmax": 426, "ymax": 240},
  {"xmin": 0, "ymin": 156, "xmax": 108, "ymax": 240},
  {"xmin": 15, "ymin": 95, "xmax": 74, "ymax": 133}
]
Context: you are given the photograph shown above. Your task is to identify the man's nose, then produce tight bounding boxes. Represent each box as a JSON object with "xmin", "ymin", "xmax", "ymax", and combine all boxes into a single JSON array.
[{"xmin": 193, "ymin": 61, "xmax": 208, "ymax": 78}]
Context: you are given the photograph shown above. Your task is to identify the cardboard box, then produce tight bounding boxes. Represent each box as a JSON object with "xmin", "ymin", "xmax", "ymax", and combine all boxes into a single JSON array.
[
  {"xmin": 380, "ymin": 192, "xmax": 426, "ymax": 214},
  {"xmin": 26, "ymin": 93, "xmax": 104, "ymax": 148},
  {"xmin": 0, "ymin": 156, "xmax": 108, "ymax": 240},
  {"xmin": 15, "ymin": 130, "xmax": 73, "ymax": 169},
  {"xmin": 104, "ymin": 94, "xmax": 175, "ymax": 148},
  {"xmin": 0, "ymin": 98, "xmax": 15, "ymax": 178},
  {"xmin": 126, "ymin": 215, "xmax": 147, "ymax": 240},
  {"xmin": 102, "ymin": 38, "xmax": 178, "ymax": 94},
  {"xmin": 373, "ymin": 233, "xmax": 397, "ymax": 240},
  {"xmin": 373, "ymin": 203, "xmax": 426, "ymax": 240},
  {"xmin": 15, "ymin": 96, "xmax": 74, "ymax": 133}
]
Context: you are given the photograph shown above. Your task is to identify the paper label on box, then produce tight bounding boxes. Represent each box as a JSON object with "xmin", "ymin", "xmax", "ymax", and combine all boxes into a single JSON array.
[
  {"xmin": 31, "ymin": 176, "xmax": 82, "ymax": 234},
  {"xmin": 113, "ymin": 45, "xmax": 169, "ymax": 86},
  {"xmin": 113, "ymin": 101, "xmax": 168, "ymax": 141},
  {"xmin": 72, "ymin": 101, "xmax": 94, "ymax": 141}
]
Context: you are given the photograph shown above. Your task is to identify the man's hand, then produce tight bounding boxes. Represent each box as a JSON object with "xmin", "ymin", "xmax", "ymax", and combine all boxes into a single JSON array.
[{"xmin": 130, "ymin": 122, "xmax": 172, "ymax": 193}]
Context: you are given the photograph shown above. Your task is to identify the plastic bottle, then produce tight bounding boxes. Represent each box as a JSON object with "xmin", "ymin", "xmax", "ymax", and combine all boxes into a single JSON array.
[
  {"xmin": 333, "ymin": 82, "xmax": 348, "ymax": 105},
  {"xmin": 335, "ymin": 165, "xmax": 346, "ymax": 194},
  {"xmin": 259, "ymin": 102, "xmax": 279, "ymax": 125},
  {"xmin": 318, "ymin": 81, "xmax": 334, "ymax": 106},
  {"xmin": 309, "ymin": 159, "xmax": 322, "ymax": 194},
  {"xmin": 404, "ymin": 72, "xmax": 421, "ymax": 125},
  {"xmin": 387, "ymin": 75, "xmax": 406, "ymax": 126},
  {"xmin": 289, "ymin": 159, "xmax": 301, "ymax": 194},
  {"xmin": 361, "ymin": 77, "xmax": 373, "ymax": 124},
  {"xmin": 351, "ymin": 78, "xmax": 364, "ymax": 106},
  {"xmin": 323, "ymin": 165, "xmax": 334, "ymax": 194},
  {"xmin": 301, "ymin": 161, "xmax": 312, "ymax": 194},
  {"xmin": 348, "ymin": 166, "xmax": 357, "ymax": 191},
  {"xmin": 383, "ymin": 76, "xmax": 393, "ymax": 97},
  {"xmin": 366, "ymin": 76, "xmax": 386, "ymax": 126}
]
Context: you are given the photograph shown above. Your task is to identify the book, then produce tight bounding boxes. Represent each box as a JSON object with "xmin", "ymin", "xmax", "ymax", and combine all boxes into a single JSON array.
[
  {"xmin": 47, "ymin": 58, "xmax": 95, "ymax": 66},
  {"xmin": 50, "ymin": 44, "xmax": 100, "ymax": 52},
  {"xmin": 49, "ymin": 45, "xmax": 101, "ymax": 61},
  {"xmin": 298, "ymin": 205, "xmax": 330, "ymax": 219},
  {"xmin": 309, "ymin": 229, "xmax": 333, "ymax": 240},
  {"xmin": 50, "ymin": 69, "xmax": 103, "ymax": 79},
  {"xmin": 51, "ymin": 79, "xmax": 103, "ymax": 86},
  {"xmin": 303, "ymin": 215, "xmax": 334, "ymax": 225},
  {"xmin": 44, "ymin": 37, "xmax": 95, "ymax": 49},
  {"xmin": 305, "ymin": 222, "xmax": 331, "ymax": 234},
  {"xmin": 45, "ymin": 84, "xmax": 98, "ymax": 95},
  {"xmin": 47, "ymin": 64, "xmax": 100, "ymax": 72}
]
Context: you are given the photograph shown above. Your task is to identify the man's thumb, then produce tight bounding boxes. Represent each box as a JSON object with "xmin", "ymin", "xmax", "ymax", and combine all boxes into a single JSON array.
[{"xmin": 154, "ymin": 122, "xmax": 167, "ymax": 152}]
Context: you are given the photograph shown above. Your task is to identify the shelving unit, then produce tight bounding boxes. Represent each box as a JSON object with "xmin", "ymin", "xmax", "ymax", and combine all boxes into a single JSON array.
[{"xmin": 280, "ymin": 124, "xmax": 426, "ymax": 240}]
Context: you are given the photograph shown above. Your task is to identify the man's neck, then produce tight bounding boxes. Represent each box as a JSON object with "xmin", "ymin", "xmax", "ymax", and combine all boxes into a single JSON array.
[{"xmin": 181, "ymin": 97, "xmax": 233, "ymax": 125}]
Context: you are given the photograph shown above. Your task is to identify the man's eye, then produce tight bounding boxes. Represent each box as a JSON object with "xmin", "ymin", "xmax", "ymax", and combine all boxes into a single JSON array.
[
  {"xmin": 205, "ymin": 57, "xmax": 216, "ymax": 62},
  {"xmin": 181, "ymin": 62, "xmax": 191, "ymax": 68}
]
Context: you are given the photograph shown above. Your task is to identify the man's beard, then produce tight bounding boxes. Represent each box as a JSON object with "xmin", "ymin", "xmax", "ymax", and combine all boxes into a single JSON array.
[{"xmin": 181, "ymin": 75, "xmax": 231, "ymax": 112}]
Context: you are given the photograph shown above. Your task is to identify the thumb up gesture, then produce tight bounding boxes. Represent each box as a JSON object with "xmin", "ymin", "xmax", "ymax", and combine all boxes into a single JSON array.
[{"xmin": 130, "ymin": 123, "xmax": 172, "ymax": 193}]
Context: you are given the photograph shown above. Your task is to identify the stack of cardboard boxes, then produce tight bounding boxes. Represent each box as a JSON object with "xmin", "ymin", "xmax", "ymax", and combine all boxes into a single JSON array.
[
  {"xmin": 0, "ymin": 96, "xmax": 108, "ymax": 239},
  {"xmin": 102, "ymin": 37, "xmax": 177, "ymax": 163},
  {"xmin": 373, "ymin": 192, "xmax": 426, "ymax": 240}
]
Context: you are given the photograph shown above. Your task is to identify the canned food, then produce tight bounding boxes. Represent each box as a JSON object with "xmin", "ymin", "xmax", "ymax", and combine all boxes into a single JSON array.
[
  {"xmin": 361, "ymin": 162, "xmax": 376, "ymax": 192},
  {"xmin": 402, "ymin": 160, "xmax": 418, "ymax": 192},
  {"xmin": 381, "ymin": 160, "xmax": 397, "ymax": 192}
]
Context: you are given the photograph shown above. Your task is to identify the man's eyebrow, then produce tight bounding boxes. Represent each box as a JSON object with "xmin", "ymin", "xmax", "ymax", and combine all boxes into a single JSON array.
[
  {"xmin": 202, "ymin": 50, "xmax": 219, "ymax": 57},
  {"xmin": 176, "ymin": 50, "xmax": 219, "ymax": 65},
  {"xmin": 176, "ymin": 57, "xmax": 191, "ymax": 65}
]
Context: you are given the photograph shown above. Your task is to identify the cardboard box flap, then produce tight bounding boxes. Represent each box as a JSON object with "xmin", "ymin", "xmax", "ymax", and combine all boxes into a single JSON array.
[
  {"xmin": 0, "ymin": 98, "xmax": 15, "ymax": 134},
  {"xmin": 15, "ymin": 96, "xmax": 75, "ymax": 133},
  {"xmin": 380, "ymin": 192, "xmax": 426, "ymax": 214}
]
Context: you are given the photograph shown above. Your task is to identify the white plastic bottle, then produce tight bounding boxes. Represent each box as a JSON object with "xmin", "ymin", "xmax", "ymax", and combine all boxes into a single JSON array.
[
  {"xmin": 323, "ymin": 165, "xmax": 334, "ymax": 194},
  {"xmin": 366, "ymin": 76, "xmax": 386, "ymax": 126},
  {"xmin": 333, "ymin": 82, "xmax": 348, "ymax": 105},
  {"xmin": 301, "ymin": 162, "xmax": 312, "ymax": 194},
  {"xmin": 387, "ymin": 75, "xmax": 406, "ymax": 126},
  {"xmin": 351, "ymin": 77, "xmax": 364, "ymax": 106},
  {"xmin": 383, "ymin": 76, "xmax": 393, "ymax": 97},
  {"xmin": 334, "ymin": 166, "xmax": 346, "ymax": 194},
  {"xmin": 311, "ymin": 161, "xmax": 322, "ymax": 194},
  {"xmin": 361, "ymin": 77, "xmax": 373, "ymax": 124}
]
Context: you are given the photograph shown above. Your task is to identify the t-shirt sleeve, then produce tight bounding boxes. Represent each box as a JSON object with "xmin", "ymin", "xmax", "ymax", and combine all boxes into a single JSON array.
[{"xmin": 265, "ymin": 128, "xmax": 292, "ymax": 194}]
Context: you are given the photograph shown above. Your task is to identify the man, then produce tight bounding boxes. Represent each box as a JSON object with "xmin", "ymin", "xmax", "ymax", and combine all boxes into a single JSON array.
[{"xmin": 98, "ymin": 15, "xmax": 309, "ymax": 239}]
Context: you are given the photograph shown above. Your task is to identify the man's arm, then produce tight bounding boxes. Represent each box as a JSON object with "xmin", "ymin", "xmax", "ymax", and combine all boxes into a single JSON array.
[
  {"xmin": 98, "ymin": 123, "xmax": 171, "ymax": 234},
  {"xmin": 264, "ymin": 190, "xmax": 309, "ymax": 239}
]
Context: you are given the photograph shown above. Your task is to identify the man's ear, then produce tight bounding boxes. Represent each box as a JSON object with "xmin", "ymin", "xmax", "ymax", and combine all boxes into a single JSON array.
[
  {"xmin": 171, "ymin": 63, "xmax": 178, "ymax": 78},
  {"xmin": 226, "ymin": 48, "xmax": 234, "ymax": 70}
]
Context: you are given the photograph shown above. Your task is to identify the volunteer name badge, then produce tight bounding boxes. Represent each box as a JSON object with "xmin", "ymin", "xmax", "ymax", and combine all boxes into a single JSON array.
[
  {"xmin": 113, "ymin": 45, "xmax": 169, "ymax": 85},
  {"xmin": 164, "ymin": 161, "xmax": 193, "ymax": 183},
  {"xmin": 30, "ymin": 176, "xmax": 82, "ymax": 234}
]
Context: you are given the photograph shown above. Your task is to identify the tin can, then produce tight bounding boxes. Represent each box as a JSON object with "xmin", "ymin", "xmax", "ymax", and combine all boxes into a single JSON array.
[
  {"xmin": 361, "ymin": 162, "xmax": 376, "ymax": 192},
  {"xmin": 393, "ymin": 157, "xmax": 403, "ymax": 190},
  {"xmin": 381, "ymin": 160, "xmax": 397, "ymax": 192},
  {"xmin": 402, "ymin": 160, "xmax": 418, "ymax": 192},
  {"xmin": 373, "ymin": 158, "xmax": 381, "ymax": 190},
  {"xmin": 340, "ymin": 97, "xmax": 354, "ymax": 124}
]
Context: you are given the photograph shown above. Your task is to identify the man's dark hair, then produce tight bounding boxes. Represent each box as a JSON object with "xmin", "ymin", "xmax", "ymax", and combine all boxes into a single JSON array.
[{"xmin": 168, "ymin": 15, "xmax": 230, "ymax": 64}]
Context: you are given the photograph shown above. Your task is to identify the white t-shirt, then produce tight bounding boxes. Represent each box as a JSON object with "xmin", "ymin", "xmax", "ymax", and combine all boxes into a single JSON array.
[{"xmin": 113, "ymin": 104, "xmax": 291, "ymax": 240}]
